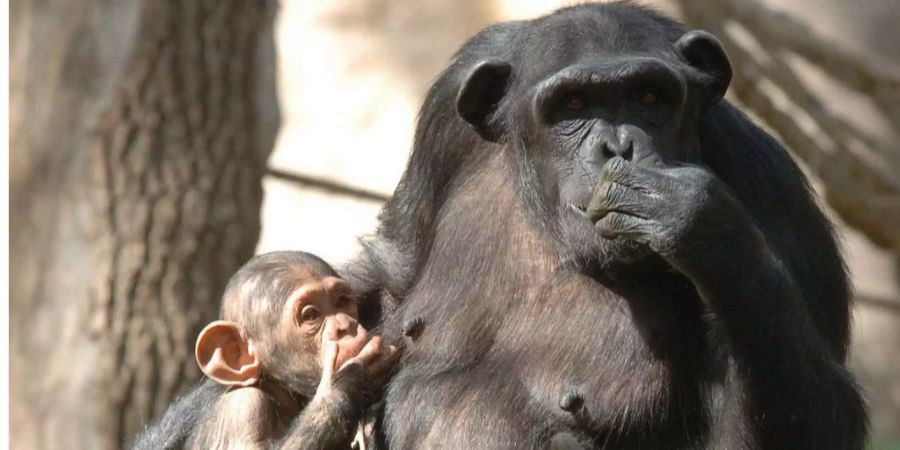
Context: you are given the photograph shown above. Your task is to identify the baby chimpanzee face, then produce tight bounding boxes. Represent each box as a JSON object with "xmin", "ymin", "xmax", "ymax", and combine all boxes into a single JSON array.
[
  {"xmin": 243, "ymin": 273, "xmax": 373, "ymax": 398},
  {"xmin": 282, "ymin": 276, "xmax": 369, "ymax": 371},
  {"xmin": 195, "ymin": 253, "xmax": 376, "ymax": 398}
]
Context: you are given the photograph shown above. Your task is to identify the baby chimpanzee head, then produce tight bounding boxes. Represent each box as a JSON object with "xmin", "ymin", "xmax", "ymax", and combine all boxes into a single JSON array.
[{"xmin": 196, "ymin": 251, "xmax": 369, "ymax": 397}]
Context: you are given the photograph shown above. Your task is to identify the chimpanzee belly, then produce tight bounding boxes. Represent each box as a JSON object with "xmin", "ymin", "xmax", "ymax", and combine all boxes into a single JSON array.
[{"xmin": 381, "ymin": 274, "xmax": 715, "ymax": 449}]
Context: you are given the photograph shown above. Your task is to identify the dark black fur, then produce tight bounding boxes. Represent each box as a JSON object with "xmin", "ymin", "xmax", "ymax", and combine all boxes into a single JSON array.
[{"xmin": 345, "ymin": 2, "xmax": 866, "ymax": 449}]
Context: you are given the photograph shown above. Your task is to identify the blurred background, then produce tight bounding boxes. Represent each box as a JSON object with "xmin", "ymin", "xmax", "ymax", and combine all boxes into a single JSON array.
[{"xmin": 10, "ymin": 0, "xmax": 900, "ymax": 449}]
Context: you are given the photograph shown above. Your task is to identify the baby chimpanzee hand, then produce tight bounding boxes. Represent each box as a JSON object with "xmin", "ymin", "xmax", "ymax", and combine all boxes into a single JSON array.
[
  {"xmin": 341, "ymin": 336, "xmax": 400, "ymax": 388},
  {"xmin": 317, "ymin": 336, "xmax": 400, "ymax": 399}
]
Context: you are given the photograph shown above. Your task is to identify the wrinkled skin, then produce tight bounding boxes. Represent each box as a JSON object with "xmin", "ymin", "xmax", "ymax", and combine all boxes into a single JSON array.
[{"xmin": 585, "ymin": 157, "xmax": 749, "ymax": 270}]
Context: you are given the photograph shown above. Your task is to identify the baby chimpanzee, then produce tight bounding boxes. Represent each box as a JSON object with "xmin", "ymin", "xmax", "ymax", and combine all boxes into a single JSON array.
[{"xmin": 132, "ymin": 251, "xmax": 399, "ymax": 450}]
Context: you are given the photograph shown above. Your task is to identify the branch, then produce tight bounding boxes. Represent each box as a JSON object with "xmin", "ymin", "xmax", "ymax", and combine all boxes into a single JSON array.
[
  {"xmin": 675, "ymin": 0, "xmax": 900, "ymax": 254},
  {"xmin": 266, "ymin": 168, "xmax": 391, "ymax": 203},
  {"xmin": 722, "ymin": 0, "xmax": 900, "ymax": 124}
]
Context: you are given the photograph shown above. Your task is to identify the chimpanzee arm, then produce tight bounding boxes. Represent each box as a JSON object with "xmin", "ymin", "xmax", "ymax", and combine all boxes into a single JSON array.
[
  {"xmin": 589, "ymin": 157, "xmax": 866, "ymax": 449},
  {"xmin": 677, "ymin": 215, "xmax": 866, "ymax": 449},
  {"xmin": 275, "ymin": 364, "xmax": 375, "ymax": 450}
]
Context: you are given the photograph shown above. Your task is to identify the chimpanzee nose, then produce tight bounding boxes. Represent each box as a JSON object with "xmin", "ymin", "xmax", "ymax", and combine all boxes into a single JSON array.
[
  {"xmin": 329, "ymin": 314, "xmax": 358, "ymax": 340},
  {"xmin": 600, "ymin": 140, "xmax": 634, "ymax": 160}
]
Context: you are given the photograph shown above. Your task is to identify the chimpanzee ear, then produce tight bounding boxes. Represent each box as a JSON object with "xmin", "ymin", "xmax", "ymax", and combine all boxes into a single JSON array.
[
  {"xmin": 456, "ymin": 59, "xmax": 512, "ymax": 142},
  {"xmin": 195, "ymin": 320, "xmax": 261, "ymax": 387},
  {"xmin": 675, "ymin": 30, "xmax": 732, "ymax": 110}
]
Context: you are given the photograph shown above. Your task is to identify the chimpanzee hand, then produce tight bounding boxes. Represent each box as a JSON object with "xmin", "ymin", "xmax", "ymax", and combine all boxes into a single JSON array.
[
  {"xmin": 339, "ymin": 336, "xmax": 399, "ymax": 388},
  {"xmin": 286, "ymin": 338, "xmax": 398, "ymax": 450},
  {"xmin": 317, "ymin": 336, "xmax": 399, "ymax": 399},
  {"xmin": 586, "ymin": 156, "xmax": 758, "ymax": 272}
]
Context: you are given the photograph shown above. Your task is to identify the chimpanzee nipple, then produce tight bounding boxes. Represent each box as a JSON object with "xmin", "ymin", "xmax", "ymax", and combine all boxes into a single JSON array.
[
  {"xmin": 559, "ymin": 388, "xmax": 584, "ymax": 413},
  {"xmin": 402, "ymin": 316, "xmax": 426, "ymax": 340}
]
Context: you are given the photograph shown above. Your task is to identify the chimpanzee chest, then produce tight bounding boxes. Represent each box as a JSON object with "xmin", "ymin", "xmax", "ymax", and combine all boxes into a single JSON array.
[{"xmin": 382, "ymin": 276, "xmax": 713, "ymax": 449}]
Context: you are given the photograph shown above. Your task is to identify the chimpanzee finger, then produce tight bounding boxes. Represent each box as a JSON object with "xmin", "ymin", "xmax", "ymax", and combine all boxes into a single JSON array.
[
  {"xmin": 320, "ymin": 339, "xmax": 339, "ymax": 382},
  {"xmin": 586, "ymin": 180, "xmax": 661, "ymax": 223},
  {"xmin": 367, "ymin": 345, "xmax": 400, "ymax": 378},
  {"xmin": 595, "ymin": 211, "xmax": 655, "ymax": 241},
  {"xmin": 599, "ymin": 156, "xmax": 669, "ymax": 193},
  {"xmin": 369, "ymin": 345, "xmax": 401, "ymax": 386},
  {"xmin": 342, "ymin": 336, "xmax": 384, "ymax": 370},
  {"xmin": 316, "ymin": 340, "xmax": 340, "ymax": 395}
]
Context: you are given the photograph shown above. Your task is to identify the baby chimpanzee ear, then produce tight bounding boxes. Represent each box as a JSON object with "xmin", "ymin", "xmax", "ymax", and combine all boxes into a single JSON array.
[{"xmin": 195, "ymin": 320, "xmax": 261, "ymax": 387}]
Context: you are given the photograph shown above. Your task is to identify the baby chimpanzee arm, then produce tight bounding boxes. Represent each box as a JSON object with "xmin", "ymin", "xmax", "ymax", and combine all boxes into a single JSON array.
[{"xmin": 276, "ymin": 364, "xmax": 374, "ymax": 450}]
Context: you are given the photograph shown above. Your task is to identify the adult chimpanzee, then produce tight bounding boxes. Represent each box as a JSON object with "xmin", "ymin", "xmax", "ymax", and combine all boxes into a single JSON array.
[{"xmin": 345, "ymin": 2, "xmax": 867, "ymax": 449}]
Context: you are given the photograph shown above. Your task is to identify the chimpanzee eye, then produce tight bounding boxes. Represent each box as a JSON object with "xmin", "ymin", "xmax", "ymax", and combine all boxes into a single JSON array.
[
  {"xmin": 639, "ymin": 89, "xmax": 658, "ymax": 105},
  {"xmin": 563, "ymin": 93, "xmax": 587, "ymax": 111},
  {"xmin": 334, "ymin": 295, "xmax": 355, "ymax": 310},
  {"xmin": 300, "ymin": 306, "xmax": 321, "ymax": 323}
]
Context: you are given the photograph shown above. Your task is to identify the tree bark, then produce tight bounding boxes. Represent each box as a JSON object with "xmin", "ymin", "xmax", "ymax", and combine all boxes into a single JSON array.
[
  {"xmin": 10, "ymin": 1, "xmax": 279, "ymax": 449},
  {"xmin": 672, "ymin": 0, "xmax": 900, "ymax": 255}
]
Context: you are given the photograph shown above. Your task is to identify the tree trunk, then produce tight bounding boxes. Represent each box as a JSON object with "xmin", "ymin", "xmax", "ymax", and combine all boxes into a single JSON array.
[{"xmin": 10, "ymin": 1, "xmax": 279, "ymax": 448}]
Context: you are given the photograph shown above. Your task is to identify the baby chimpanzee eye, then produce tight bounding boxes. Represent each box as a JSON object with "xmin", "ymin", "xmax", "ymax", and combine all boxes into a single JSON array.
[
  {"xmin": 334, "ymin": 295, "xmax": 355, "ymax": 310},
  {"xmin": 300, "ymin": 306, "xmax": 321, "ymax": 323}
]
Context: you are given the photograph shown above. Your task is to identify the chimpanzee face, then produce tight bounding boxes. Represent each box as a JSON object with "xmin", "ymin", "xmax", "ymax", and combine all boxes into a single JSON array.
[
  {"xmin": 259, "ymin": 276, "xmax": 369, "ymax": 396},
  {"xmin": 527, "ymin": 57, "xmax": 690, "ymax": 213},
  {"xmin": 520, "ymin": 53, "xmax": 700, "ymax": 264},
  {"xmin": 280, "ymin": 276, "xmax": 367, "ymax": 370},
  {"xmin": 456, "ymin": 12, "xmax": 730, "ymax": 265}
]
